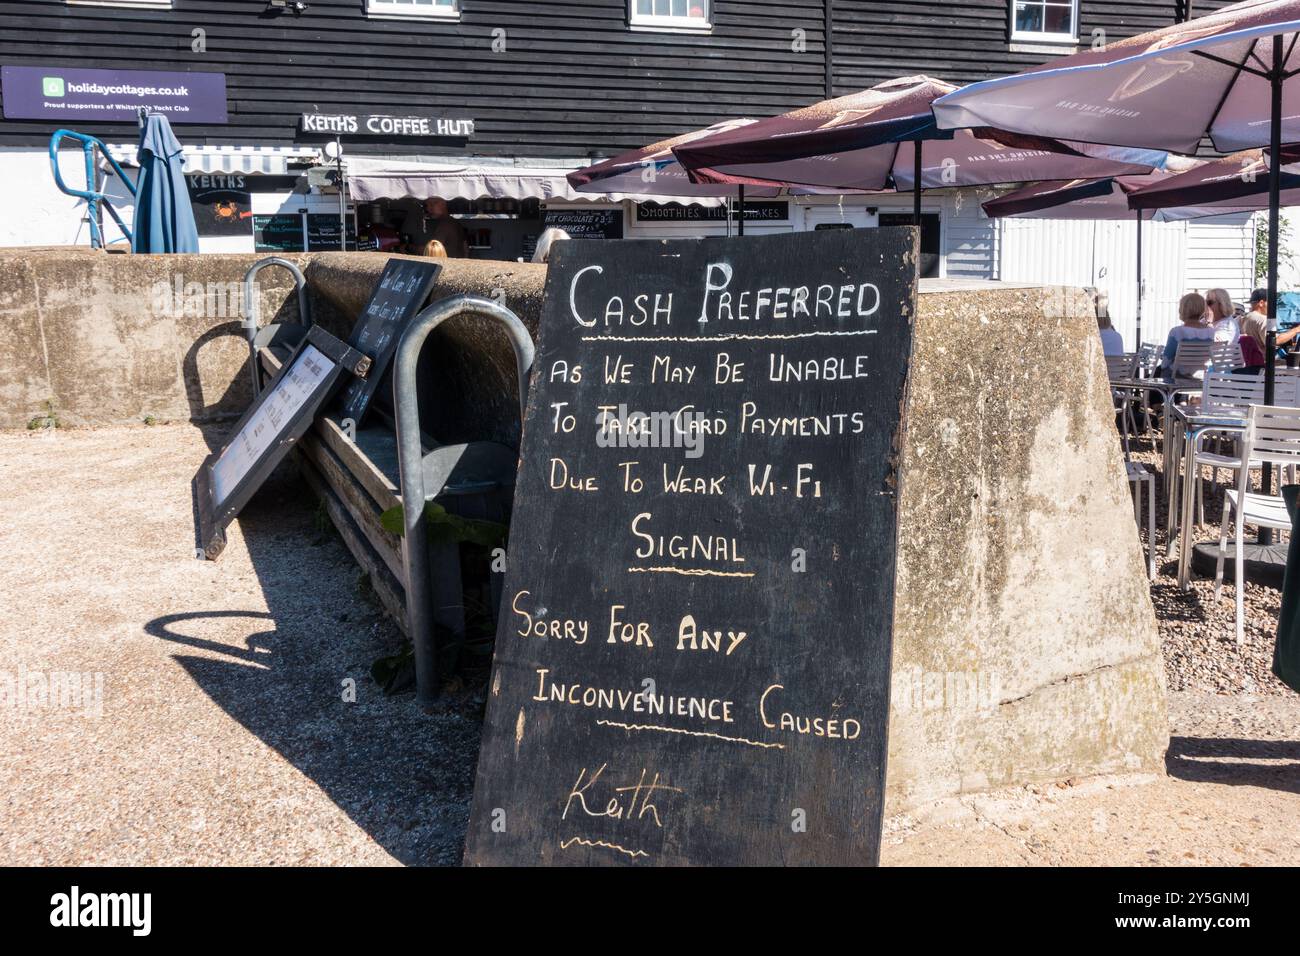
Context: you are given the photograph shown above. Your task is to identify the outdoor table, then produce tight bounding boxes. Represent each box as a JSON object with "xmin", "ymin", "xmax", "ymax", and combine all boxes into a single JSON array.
[
  {"xmin": 1166, "ymin": 404, "xmax": 1248, "ymax": 590},
  {"xmin": 1108, "ymin": 377, "xmax": 1201, "ymax": 485}
]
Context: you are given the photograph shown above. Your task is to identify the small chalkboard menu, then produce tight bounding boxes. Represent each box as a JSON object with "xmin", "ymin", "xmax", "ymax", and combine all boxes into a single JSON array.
[
  {"xmin": 306, "ymin": 213, "xmax": 359, "ymax": 252},
  {"xmin": 542, "ymin": 208, "xmax": 623, "ymax": 240},
  {"xmin": 335, "ymin": 258, "xmax": 442, "ymax": 426},
  {"xmin": 464, "ymin": 228, "xmax": 917, "ymax": 866},
  {"xmin": 253, "ymin": 214, "xmax": 306, "ymax": 252},
  {"xmin": 195, "ymin": 326, "xmax": 370, "ymax": 560}
]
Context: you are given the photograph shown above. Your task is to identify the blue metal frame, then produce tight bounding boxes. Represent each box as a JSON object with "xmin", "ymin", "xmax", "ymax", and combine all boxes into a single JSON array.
[{"xmin": 49, "ymin": 129, "xmax": 138, "ymax": 249}]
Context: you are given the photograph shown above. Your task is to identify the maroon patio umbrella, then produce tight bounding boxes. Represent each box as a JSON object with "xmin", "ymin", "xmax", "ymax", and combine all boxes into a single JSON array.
[
  {"xmin": 1127, "ymin": 147, "xmax": 1300, "ymax": 215},
  {"xmin": 983, "ymin": 170, "xmax": 1189, "ymax": 345},
  {"xmin": 672, "ymin": 75, "xmax": 1164, "ymax": 226},
  {"xmin": 567, "ymin": 119, "xmax": 779, "ymax": 235},
  {"xmin": 568, "ymin": 119, "xmax": 781, "ymax": 199}
]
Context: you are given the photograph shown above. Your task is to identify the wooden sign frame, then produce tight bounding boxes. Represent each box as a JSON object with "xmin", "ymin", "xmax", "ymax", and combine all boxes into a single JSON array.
[{"xmin": 195, "ymin": 324, "xmax": 370, "ymax": 560}]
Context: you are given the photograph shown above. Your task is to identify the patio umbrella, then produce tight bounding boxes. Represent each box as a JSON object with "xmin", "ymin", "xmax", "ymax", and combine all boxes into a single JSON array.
[
  {"xmin": 933, "ymin": 0, "xmax": 1300, "ymax": 555},
  {"xmin": 567, "ymin": 120, "xmax": 780, "ymax": 235},
  {"xmin": 131, "ymin": 112, "xmax": 199, "ymax": 254},
  {"xmin": 932, "ymin": 0, "xmax": 1300, "ymax": 408},
  {"xmin": 982, "ymin": 168, "xmax": 1195, "ymax": 345},
  {"xmin": 672, "ymin": 75, "xmax": 1164, "ymax": 227},
  {"xmin": 1127, "ymin": 147, "xmax": 1300, "ymax": 218}
]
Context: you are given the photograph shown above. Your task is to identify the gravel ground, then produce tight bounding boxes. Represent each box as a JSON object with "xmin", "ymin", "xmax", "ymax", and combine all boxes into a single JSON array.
[
  {"xmin": 1125, "ymin": 432, "xmax": 1293, "ymax": 697},
  {"xmin": 0, "ymin": 422, "xmax": 1295, "ymax": 866}
]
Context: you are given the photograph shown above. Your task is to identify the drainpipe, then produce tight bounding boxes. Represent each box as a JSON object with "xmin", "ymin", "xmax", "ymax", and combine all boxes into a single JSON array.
[{"xmin": 824, "ymin": 0, "xmax": 834, "ymax": 98}]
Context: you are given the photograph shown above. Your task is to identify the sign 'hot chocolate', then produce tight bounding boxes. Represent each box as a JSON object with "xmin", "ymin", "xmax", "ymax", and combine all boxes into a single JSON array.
[{"xmin": 464, "ymin": 228, "xmax": 917, "ymax": 866}]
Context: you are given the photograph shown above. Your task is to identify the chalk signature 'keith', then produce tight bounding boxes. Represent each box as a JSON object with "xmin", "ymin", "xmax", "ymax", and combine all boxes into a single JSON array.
[{"xmin": 563, "ymin": 764, "xmax": 683, "ymax": 829}]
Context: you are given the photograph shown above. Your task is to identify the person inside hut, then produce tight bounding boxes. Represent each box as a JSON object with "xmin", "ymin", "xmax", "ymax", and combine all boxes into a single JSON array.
[
  {"xmin": 403, "ymin": 197, "xmax": 468, "ymax": 258},
  {"xmin": 531, "ymin": 227, "xmax": 571, "ymax": 264},
  {"xmin": 419, "ymin": 239, "xmax": 448, "ymax": 258}
]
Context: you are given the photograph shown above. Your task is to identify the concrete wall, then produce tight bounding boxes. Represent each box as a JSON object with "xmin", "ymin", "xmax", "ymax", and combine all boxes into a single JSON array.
[
  {"xmin": 0, "ymin": 250, "xmax": 1167, "ymax": 811},
  {"xmin": 889, "ymin": 280, "xmax": 1167, "ymax": 810},
  {"xmin": 0, "ymin": 248, "xmax": 547, "ymax": 432},
  {"xmin": 0, "ymin": 249, "xmax": 311, "ymax": 428}
]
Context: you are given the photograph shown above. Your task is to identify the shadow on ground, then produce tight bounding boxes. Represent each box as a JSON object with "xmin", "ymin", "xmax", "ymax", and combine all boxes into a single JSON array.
[
  {"xmin": 156, "ymin": 461, "xmax": 486, "ymax": 865},
  {"xmin": 1166, "ymin": 735, "xmax": 1300, "ymax": 796}
]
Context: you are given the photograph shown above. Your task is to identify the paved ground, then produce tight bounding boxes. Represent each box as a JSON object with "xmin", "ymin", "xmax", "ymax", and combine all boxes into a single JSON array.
[
  {"xmin": 0, "ymin": 423, "xmax": 1296, "ymax": 866},
  {"xmin": 0, "ymin": 423, "xmax": 481, "ymax": 865}
]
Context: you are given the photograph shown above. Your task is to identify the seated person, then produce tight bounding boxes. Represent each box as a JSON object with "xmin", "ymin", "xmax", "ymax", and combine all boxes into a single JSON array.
[
  {"xmin": 1244, "ymin": 288, "xmax": 1300, "ymax": 364},
  {"xmin": 1095, "ymin": 292, "xmax": 1124, "ymax": 355},
  {"xmin": 1207, "ymin": 289, "xmax": 1240, "ymax": 343},
  {"xmin": 1161, "ymin": 292, "xmax": 1215, "ymax": 382},
  {"xmin": 1098, "ymin": 316, "xmax": 1124, "ymax": 356},
  {"xmin": 1239, "ymin": 311, "xmax": 1267, "ymax": 373}
]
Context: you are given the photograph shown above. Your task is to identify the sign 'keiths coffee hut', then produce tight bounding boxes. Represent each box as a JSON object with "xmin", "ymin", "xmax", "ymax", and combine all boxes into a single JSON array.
[{"xmin": 300, "ymin": 112, "xmax": 475, "ymax": 139}]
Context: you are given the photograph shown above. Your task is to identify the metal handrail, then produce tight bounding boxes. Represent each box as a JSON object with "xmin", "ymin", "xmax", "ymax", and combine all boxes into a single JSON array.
[
  {"xmin": 394, "ymin": 295, "xmax": 534, "ymax": 709},
  {"xmin": 49, "ymin": 130, "xmax": 137, "ymax": 249},
  {"xmin": 242, "ymin": 257, "xmax": 312, "ymax": 396}
]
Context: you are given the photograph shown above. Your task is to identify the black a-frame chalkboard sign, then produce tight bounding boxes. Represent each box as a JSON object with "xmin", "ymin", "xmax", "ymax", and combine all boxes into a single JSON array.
[
  {"xmin": 464, "ymin": 227, "xmax": 917, "ymax": 866},
  {"xmin": 195, "ymin": 325, "xmax": 370, "ymax": 560},
  {"xmin": 334, "ymin": 257, "xmax": 442, "ymax": 427}
]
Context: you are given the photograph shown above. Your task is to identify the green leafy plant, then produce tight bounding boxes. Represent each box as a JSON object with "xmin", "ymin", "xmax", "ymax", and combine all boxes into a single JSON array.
[
  {"xmin": 371, "ymin": 643, "xmax": 416, "ymax": 695},
  {"xmin": 379, "ymin": 501, "xmax": 507, "ymax": 549},
  {"xmin": 371, "ymin": 502, "xmax": 508, "ymax": 695},
  {"xmin": 26, "ymin": 399, "xmax": 60, "ymax": 431},
  {"xmin": 1256, "ymin": 214, "xmax": 1296, "ymax": 285}
]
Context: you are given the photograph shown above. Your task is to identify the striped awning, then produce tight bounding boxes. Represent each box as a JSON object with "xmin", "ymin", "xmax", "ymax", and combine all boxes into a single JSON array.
[
  {"xmin": 344, "ymin": 155, "xmax": 726, "ymax": 206},
  {"xmin": 104, "ymin": 144, "xmax": 321, "ymax": 175}
]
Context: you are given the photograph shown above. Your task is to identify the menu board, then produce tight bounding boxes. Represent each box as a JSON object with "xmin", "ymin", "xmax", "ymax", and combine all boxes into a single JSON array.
[
  {"xmin": 634, "ymin": 200, "xmax": 789, "ymax": 223},
  {"xmin": 306, "ymin": 213, "xmax": 359, "ymax": 252},
  {"xmin": 464, "ymin": 228, "xmax": 917, "ymax": 866},
  {"xmin": 195, "ymin": 326, "xmax": 370, "ymax": 560},
  {"xmin": 542, "ymin": 208, "xmax": 623, "ymax": 240},
  {"xmin": 253, "ymin": 214, "xmax": 306, "ymax": 252},
  {"xmin": 335, "ymin": 258, "xmax": 442, "ymax": 426}
]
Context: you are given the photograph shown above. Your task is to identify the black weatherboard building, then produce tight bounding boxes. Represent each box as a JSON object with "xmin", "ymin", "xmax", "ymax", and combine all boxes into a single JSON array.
[{"xmin": 0, "ymin": 1, "xmax": 1236, "ymax": 260}]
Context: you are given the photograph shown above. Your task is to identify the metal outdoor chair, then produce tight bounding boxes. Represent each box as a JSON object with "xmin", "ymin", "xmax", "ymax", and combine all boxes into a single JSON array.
[
  {"xmin": 1186, "ymin": 370, "xmax": 1300, "ymax": 524},
  {"xmin": 1107, "ymin": 352, "xmax": 1141, "ymax": 455},
  {"xmin": 1136, "ymin": 343, "xmax": 1162, "ymax": 379},
  {"xmin": 1211, "ymin": 339, "xmax": 1246, "ymax": 372},
  {"xmin": 1106, "ymin": 352, "xmax": 1138, "ymax": 380},
  {"xmin": 1214, "ymin": 404, "xmax": 1300, "ymax": 644},
  {"xmin": 1169, "ymin": 339, "xmax": 1216, "ymax": 382},
  {"xmin": 1126, "ymin": 460, "xmax": 1157, "ymax": 580}
]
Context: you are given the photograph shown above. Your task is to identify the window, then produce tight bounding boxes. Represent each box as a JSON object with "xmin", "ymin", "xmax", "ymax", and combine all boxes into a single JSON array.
[
  {"xmin": 630, "ymin": 0, "xmax": 711, "ymax": 32},
  {"xmin": 1010, "ymin": 0, "xmax": 1078, "ymax": 43},
  {"xmin": 367, "ymin": 0, "xmax": 459, "ymax": 19}
]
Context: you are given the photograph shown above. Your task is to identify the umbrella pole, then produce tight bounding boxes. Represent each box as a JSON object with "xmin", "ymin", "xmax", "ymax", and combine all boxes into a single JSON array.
[
  {"xmin": 1135, "ymin": 210, "xmax": 1143, "ymax": 347},
  {"xmin": 336, "ymin": 136, "xmax": 347, "ymax": 253},
  {"xmin": 738, "ymin": 184, "xmax": 745, "ymax": 236},
  {"xmin": 1262, "ymin": 36, "xmax": 1283, "ymax": 545},
  {"xmin": 913, "ymin": 146, "xmax": 922, "ymax": 226}
]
